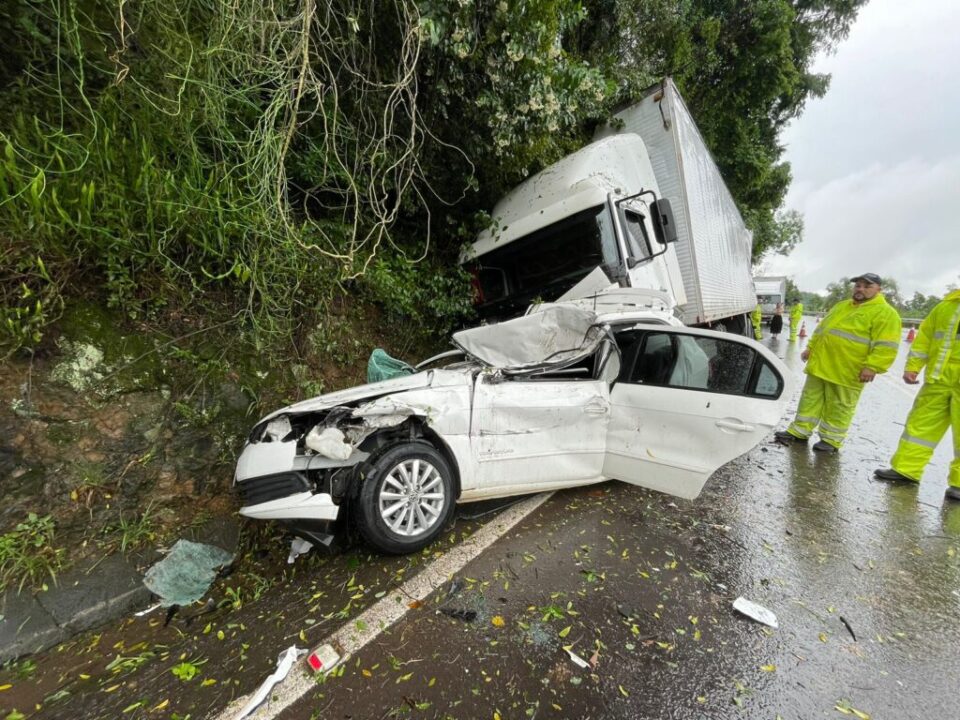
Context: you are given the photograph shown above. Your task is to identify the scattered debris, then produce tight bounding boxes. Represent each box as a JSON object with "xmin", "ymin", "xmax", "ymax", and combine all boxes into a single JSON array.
[
  {"xmin": 616, "ymin": 603, "xmax": 637, "ymax": 620},
  {"xmin": 732, "ymin": 597, "xmax": 778, "ymax": 629},
  {"xmin": 234, "ymin": 645, "xmax": 306, "ymax": 720},
  {"xmin": 134, "ymin": 601, "xmax": 162, "ymax": 617},
  {"xmin": 306, "ymin": 643, "xmax": 341, "ymax": 674},
  {"xmin": 445, "ymin": 578, "xmax": 465, "ymax": 599},
  {"xmin": 564, "ymin": 646, "xmax": 590, "ymax": 669},
  {"xmin": 143, "ymin": 539, "xmax": 234, "ymax": 607},
  {"xmin": 183, "ymin": 598, "xmax": 217, "ymax": 626},
  {"xmin": 163, "ymin": 605, "xmax": 180, "ymax": 627},
  {"xmin": 287, "ymin": 537, "xmax": 313, "ymax": 564},
  {"xmin": 439, "ymin": 608, "xmax": 477, "ymax": 623},
  {"xmin": 840, "ymin": 615, "xmax": 857, "ymax": 642}
]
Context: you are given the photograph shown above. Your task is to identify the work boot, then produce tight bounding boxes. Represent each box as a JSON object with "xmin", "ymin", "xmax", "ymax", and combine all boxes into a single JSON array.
[
  {"xmin": 774, "ymin": 430, "xmax": 805, "ymax": 445},
  {"xmin": 812, "ymin": 440, "xmax": 837, "ymax": 453},
  {"xmin": 873, "ymin": 468, "xmax": 914, "ymax": 484},
  {"xmin": 945, "ymin": 486, "xmax": 960, "ymax": 502}
]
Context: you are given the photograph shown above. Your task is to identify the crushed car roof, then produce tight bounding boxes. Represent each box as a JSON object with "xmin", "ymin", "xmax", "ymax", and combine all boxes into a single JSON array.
[{"xmin": 452, "ymin": 305, "xmax": 603, "ymax": 371}]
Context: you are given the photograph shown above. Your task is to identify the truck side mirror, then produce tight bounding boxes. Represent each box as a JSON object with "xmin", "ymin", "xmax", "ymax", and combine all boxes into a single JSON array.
[{"xmin": 651, "ymin": 198, "xmax": 677, "ymax": 245}]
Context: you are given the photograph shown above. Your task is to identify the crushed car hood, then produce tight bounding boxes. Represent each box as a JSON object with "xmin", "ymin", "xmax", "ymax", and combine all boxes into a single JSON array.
[{"xmin": 257, "ymin": 371, "xmax": 442, "ymax": 424}]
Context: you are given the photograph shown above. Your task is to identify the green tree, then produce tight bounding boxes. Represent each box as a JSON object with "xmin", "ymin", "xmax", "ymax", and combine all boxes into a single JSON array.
[
  {"xmin": 903, "ymin": 291, "xmax": 941, "ymax": 319},
  {"xmin": 798, "ymin": 291, "xmax": 826, "ymax": 312},
  {"xmin": 822, "ymin": 276, "xmax": 905, "ymax": 313},
  {"xmin": 0, "ymin": 0, "xmax": 869, "ymax": 354},
  {"xmin": 784, "ymin": 277, "xmax": 802, "ymax": 304},
  {"xmin": 577, "ymin": 0, "xmax": 867, "ymax": 260}
]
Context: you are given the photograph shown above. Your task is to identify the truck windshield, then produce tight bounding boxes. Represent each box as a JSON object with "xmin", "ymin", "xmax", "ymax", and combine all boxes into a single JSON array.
[{"xmin": 471, "ymin": 205, "xmax": 619, "ymax": 320}]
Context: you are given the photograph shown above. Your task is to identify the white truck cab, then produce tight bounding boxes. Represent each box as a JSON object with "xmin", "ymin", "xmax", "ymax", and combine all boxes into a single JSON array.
[{"xmin": 466, "ymin": 133, "xmax": 683, "ymax": 321}]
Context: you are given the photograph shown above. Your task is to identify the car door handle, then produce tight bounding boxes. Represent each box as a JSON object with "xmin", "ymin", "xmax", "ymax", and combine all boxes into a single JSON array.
[
  {"xmin": 715, "ymin": 420, "xmax": 755, "ymax": 432},
  {"xmin": 584, "ymin": 401, "xmax": 610, "ymax": 416}
]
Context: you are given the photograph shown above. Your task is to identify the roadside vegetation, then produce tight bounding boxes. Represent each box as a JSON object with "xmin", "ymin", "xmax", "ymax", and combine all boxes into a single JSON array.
[
  {"xmin": 0, "ymin": 513, "xmax": 64, "ymax": 592},
  {"xmin": 1, "ymin": 0, "xmax": 867, "ymax": 359}
]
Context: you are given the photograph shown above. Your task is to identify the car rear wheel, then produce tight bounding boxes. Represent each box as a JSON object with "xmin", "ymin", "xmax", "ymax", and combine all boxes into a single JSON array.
[{"xmin": 354, "ymin": 442, "xmax": 455, "ymax": 554}]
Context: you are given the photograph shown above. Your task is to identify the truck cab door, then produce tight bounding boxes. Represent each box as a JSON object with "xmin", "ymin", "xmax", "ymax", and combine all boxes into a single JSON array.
[{"xmin": 603, "ymin": 326, "xmax": 792, "ymax": 499}]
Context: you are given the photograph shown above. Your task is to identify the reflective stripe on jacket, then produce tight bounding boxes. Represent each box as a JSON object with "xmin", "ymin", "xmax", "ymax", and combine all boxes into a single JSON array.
[
  {"xmin": 805, "ymin": 293, "xmax": 902, "ymax": 388},
  {"xmin": 905, "ymin": 289, "xmax": 960, "ymax": 384}
]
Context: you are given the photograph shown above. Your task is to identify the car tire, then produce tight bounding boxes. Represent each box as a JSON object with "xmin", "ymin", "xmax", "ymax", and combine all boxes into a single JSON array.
[{"xmin": 354, "ymin": 442, "xmax": 455, "ymax": 555}]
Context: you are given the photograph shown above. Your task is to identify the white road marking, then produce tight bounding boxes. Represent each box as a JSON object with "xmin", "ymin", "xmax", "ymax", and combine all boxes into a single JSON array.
[{"xmin": 212, "ymin": 492, "xmax": 552, "ymax": 720}]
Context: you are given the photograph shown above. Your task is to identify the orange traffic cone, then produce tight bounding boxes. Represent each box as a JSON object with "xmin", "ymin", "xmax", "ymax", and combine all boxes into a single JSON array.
[
  {"xmin": 798, "ymin": 322, "xmax": 807, "ymax": 338},
  {"xmin": 906, "ymin": 327, "xmax": 916, "ymax": 342}
]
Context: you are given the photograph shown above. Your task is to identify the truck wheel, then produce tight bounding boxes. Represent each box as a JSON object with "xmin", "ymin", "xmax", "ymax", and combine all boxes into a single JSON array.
[
  {"xmin": 354, "ymin": 442, "xmax": 455, "ymax": 554},
  {"xmin": 719, "ymin": 313, "xmax": 751, "ymax": 337}
]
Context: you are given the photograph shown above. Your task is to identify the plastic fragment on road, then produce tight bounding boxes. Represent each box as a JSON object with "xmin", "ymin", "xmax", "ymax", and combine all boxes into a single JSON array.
[
  {"xmin": 134, "ymin": 601, "xmax": 162, "ymax": 617},
  {"xmin": 234, "ymin": 645, "xmax": 306, "ymax": 720},
  {"xmin": 306, "ymin": 643, "xmax": 341, "ymax": 674},
  {"xmin": 304, "ymin": 426, "xmax": 353, "ymax": 460},
  {"xmin": 143, "ymin": 539, "xmax": 234, "ymax": 607},
  {"xmin": 367, "ymin": 348, "xmax": 416, "ymax": 383},
  {"xmin": 564, "ymin": 646, "xmax": 590, "ymax": 669},
  {"xmin": 732, "ymin": 597, "xmax": 778, "ymax": 629},
  {"xmin": 287, "ymin": 537, "xmax": 314, "ymax": 564}
]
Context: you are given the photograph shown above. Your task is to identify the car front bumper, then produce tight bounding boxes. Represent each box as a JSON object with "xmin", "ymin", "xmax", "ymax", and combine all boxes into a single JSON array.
[{"xmin": 239, "ymin": 491, "xmax": 340, "ymax": 522}]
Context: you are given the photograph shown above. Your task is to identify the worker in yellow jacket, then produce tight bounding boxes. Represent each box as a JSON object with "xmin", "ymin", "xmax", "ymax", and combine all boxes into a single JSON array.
[
  {"xmin": 751, "ymin": 303, "xmax": 763, "ymax": 341},
  {"xmin": 789, "ymin": 301, "xmax": 804, "ymax": 342},
  {"xmin": 775, "ymin": 274, "xmax": 901, "ymax": 452},
  {"xmin": 874, "ymin": 289, "xmax": 960, "ymax": 500}
]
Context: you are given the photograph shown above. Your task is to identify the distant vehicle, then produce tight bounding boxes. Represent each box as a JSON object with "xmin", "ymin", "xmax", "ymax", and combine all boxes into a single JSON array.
[
  {"xmin": 753, "ymin": 276, "xmax": 788, "ymax": 320},
  {"xmin": 462, "ymin": 78, "xmax": 756, "ymax": 336},
  {"xmin": 234, "ymin": 289, "xmax": 792, "ymax": 555}
]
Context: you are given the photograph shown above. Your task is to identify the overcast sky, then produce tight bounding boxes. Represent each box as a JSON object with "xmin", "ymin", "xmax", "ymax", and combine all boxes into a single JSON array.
[{"xmin": 758, "ymin": 0, "xmax": 960, "ymax": 298}]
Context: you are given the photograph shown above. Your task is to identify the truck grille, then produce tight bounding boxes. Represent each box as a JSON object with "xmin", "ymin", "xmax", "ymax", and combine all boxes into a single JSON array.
[{"xmin": 237, "ymin": 472, "xmax": 310, "ymax": 507}]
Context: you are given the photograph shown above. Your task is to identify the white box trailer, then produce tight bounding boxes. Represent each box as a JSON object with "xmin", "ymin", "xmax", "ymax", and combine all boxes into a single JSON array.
[{"xmin": 594, "ymin": 80, "xmax": 756, "ymax": 326}]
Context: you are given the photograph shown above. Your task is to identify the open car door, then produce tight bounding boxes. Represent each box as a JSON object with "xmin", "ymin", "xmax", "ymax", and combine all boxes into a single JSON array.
[{"xmin": 603, "ymin": 325, "xmax": 793, "ymax": 499}]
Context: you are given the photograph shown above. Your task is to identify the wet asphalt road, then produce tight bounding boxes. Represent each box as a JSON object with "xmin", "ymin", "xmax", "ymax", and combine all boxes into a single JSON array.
[{"xmin": 3, "ymin": 320, "xmax": 958, "ymax": 719}]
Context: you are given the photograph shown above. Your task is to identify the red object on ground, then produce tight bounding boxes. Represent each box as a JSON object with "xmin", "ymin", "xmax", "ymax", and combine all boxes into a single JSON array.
[
  {"xmin": 798, "ymin": 322, "xmax": 807, "ymax": 338},
  {"xmin": 906, "ymin": 327, "xmax": 916, "ymax": 342},
  {"xmin": 306, "ymin": 643, "xmax": 340, "ymax": 674}
]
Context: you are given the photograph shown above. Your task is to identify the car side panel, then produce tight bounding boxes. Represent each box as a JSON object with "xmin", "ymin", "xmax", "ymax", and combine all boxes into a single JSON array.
[{"xmin": 471, "ymin": 375, "xmax": 609, "ymax": 490}]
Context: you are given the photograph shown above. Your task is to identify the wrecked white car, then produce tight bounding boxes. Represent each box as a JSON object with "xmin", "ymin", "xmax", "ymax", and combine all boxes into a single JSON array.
[{"xmin": 234, "ymin": 292, "xmax": 793, "ymax": 555}]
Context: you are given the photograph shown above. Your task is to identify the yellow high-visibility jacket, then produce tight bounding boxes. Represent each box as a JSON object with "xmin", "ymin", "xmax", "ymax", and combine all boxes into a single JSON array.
[
  {"xmin": 790, "ymin": 303, "xmax": 804, "ymax": 321},
  {"xmin": 905, "ymin": 289, "xmax": 960, "ymax": 383},
  {"xmin": 751, "ymin": 305, "xmax": 762, "ymax": 324},
  {"xmin": 806, "ymin": 293, "xmax": 901, "ymax": 387}
]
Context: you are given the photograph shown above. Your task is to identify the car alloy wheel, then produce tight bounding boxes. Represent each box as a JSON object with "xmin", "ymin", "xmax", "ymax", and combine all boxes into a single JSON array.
[
  {"xmin": 378, "ymin": 458, "xmax": 446, "ymax": 537},
  {"xmin": 355, "ymin": 441, "xmax": 455, "ymax": 554}
]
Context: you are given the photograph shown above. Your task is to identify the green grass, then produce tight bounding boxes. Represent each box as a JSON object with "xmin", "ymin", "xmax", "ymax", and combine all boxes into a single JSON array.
[
  {"xmin": 102, "ymin": 502, "xmax": 158, "ymax": 553},
  {"xmin": 0, "ymin": 513, "xmax": 65, "ymax": 592}
]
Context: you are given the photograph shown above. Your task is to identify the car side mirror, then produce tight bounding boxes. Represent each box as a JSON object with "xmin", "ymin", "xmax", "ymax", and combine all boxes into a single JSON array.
[{"xmin": 651, "ymin": 198, "xmax": 677, "ymax": 245}]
